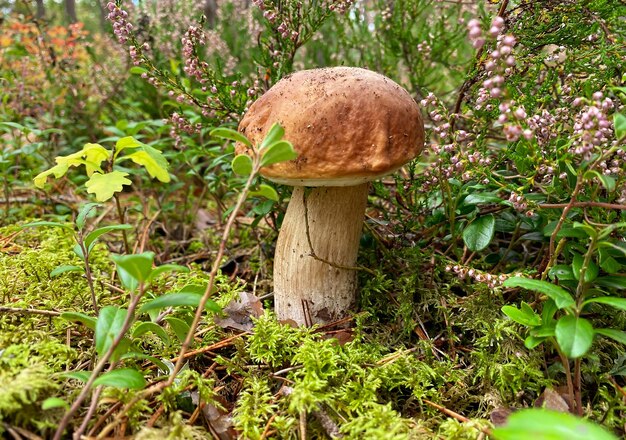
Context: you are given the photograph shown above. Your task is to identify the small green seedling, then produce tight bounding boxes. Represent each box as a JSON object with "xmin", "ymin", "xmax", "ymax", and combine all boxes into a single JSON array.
[{"xmin": 33, "ymin": 135, "xmax": 170, "ymax": 202}]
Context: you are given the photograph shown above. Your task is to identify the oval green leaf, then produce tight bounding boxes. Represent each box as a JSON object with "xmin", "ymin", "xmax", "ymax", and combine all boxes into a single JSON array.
[
  {"xmin": 462, "ymin": 214, "xmax": 495, "ymax": 252},
  {"xmin": 85, "ymin": 224, "xmax": 133, "ymax": 252},
  {"xmin": 248, "ymin": 184, "xmax": 279, "ymax": 201},
  {"xmin": 132, "ymin": 321, "xmax": 170, "ymax": 345},
  {"xmin": 583, "ymin": 296, "xmax": 626, "ymax": 311},
  {"xmin": 210, "ymin": 127, "xmax": 251, "ymax": 147},
  {"xmin": 165, "ymin": 317, "xmax": 191, "ymax": 343},
  {"xmin": 231, "ymin": 154, "xmax": 253, "ymax": 176},
  {"xmin": 139, "ymin": 293, "xmax": 221, "ymax": 314},
  {"xmin": 595, "ymin": 328, "xmax": 626, "ymax": 345},
  {"xmin": 61, "ymin": 312, "xmax": 97, "ymax": 331},
  {"xmin": 92, "ymin": 368, "xmax": 146, "ymax": 390},
  {"xmin": 42, "ymin": 397, "xmax": 69, "ymax": 410},
  {"xmin": 492, "ymin": 408, "xmax": 617, "ymax": 440},
  {"xmin": 111, "ymin": 252, "xmax": 155, "ymax": 290},
  {"xmin": 260, "ymin": 141, "xmax": 298, "ymax": 168},
  {"xmin": 95, "ymin": 306, "xmax": 128, "ymax": 359},
  {"xmin": 76, "ymin": 203, "xmax": 101, "ymax": 230},
  {"xmin": 502, "ymin": 303, "xmax": 541, "ymax": 327},
  {"xmin": 50, "ymin": 265, "xmax": 84, "ymax": 277},
  {"xmin": 555, "ymin": 315, "xmax": 594, "ymax": 359},
  {"xmin": 260, "ymin": 123, "xmax": 285, "ymax": 149},
  {"xmin": 503, "ymin": 277, "xmax": 575, "ymax": 309}
]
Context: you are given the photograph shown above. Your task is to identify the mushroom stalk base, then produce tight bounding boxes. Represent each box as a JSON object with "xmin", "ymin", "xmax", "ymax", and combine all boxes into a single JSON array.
[{"xmin": 274, "ymin": 184, "xmax": 369, "ymax": 326}]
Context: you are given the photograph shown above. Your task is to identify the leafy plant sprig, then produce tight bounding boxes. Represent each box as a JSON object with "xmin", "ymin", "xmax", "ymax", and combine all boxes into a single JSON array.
[
  {"xmin": 503, "ymin": 221, "xmax": 626, "ymax": 414},
  {"xmin": 33, "ymin": 135, "xmax": 171, "ymax": 202},
  {"xmin": 21, "ymin": 203, "xmax": 132, "ymax": 313}
]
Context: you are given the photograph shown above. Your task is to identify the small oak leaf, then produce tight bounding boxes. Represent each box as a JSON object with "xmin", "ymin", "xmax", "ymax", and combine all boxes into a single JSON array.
[
  {"xmin": 33, "ymin": 163, "xmax": 69, "ymax": 188},
  {"xmin": 85, "ymin": 171, "xmax": 132, "ymax": 202},
  {"xmin": 125, "ymin": 145, "xmax": 170, "ymax": 182}
]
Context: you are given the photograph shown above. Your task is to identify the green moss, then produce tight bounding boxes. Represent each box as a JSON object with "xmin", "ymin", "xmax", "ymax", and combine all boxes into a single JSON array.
[
  {"xmin": 232, "ymin": 376, "xmax": 278, "ymax": 440},
  {"xmin": 247, "ymin": 311, "xmax": 315, "ymax": 367},
  {"xmin": 0, "ymin": 366, "xmax": 59, "ymax": 434},
  {"xmin": 339, "ymin": 403, "xmax": 423, "ymax": 439}
]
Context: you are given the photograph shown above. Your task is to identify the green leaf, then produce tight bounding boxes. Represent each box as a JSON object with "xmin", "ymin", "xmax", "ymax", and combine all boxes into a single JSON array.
[
  {"xmin": 132, "ymin": 322, "xmax": 170, "ymax": 345},
  {"xmin": 85, "ymin": 171, "xmax": 132, "ymax": 202},
  {"xmin": 248, "ymin": 184, "xmax": 279, "ymax": 201},
  {"xmin": 260, "ymin": 123, "xmax": 285, "ymax": 149},
  {"xmin": 124, "ymin": 144, "xmax": 170, "ymax": 182},
  {"xmin": 584, "ymin": 170, "xmax": 616, "ymax": 192},
  {"xmin": 42, "ymin": 397, "xmax": 69, "ymax": 410},
  {"xmin": 50, "ymin": 265, "xmax": 84, "ymax": 277},
  {"xmin": 231, "ymin": 154, "xmax": 253, "ymax": 176},
  {"xmin": 595, "ymin": 328, "xmax": 626, "ymax": 345},
  {"xmin": 73, "ymin": 243, "xmax": 85, "ymax": 261},
  {"xmin": 554, "ymin": 227, "xmax": 589, "ymax": 239},
  {"xmin": 530, "ymin": 324, "xmax": 556, "ymax": 338},
  {"xmin": 463, "ymin": 193, "xmax": 503, "ymax": 205},
  {"xmin": 555, "ymin": 315, "xmax": 594, "ymax": 359},
  {"xmin": 21, "ymin": 221, "xmax": 73, "ymax": 231},
  {"xmin": 62, "ymin": 371, "xmax": 91, "ymax": 383},
  {"xmin": 614, "ymin": 112, "xmax": 626, "ymax": 141},
  {"xmin": 111, "ymin": 252, "xmax": 155, "ymax": 291},
  {"xmin": 84, "ymin": 144, "xmax": 111, "ymax": 175},
  {"xmin": 115, "ymin": 136, "xmax": 143, "ymax": 153},
  {"xmin": 572, "ymin": 222, "xmax": 597, "ymax": 240},
  {"xmin": 599, "ymin": 248, "xmax": 621, "ymax": 274},
  {"xmin": 502, "ymin": 303, "xmax": 541, "ymax": 327},
  {"xmin": 95, "ymin": 306, "xmax": 128, "ymax": 359},
  {"xmin": 165, "ymin": 317, "xmax": 191, "ymax": 343},
  {"xmin": 129, "ymin": 66, "xmax": 148, "ymax": 75},
  {"xmin": 548, "ymin": 265, "xmax": 575, "ymax": 281},
  {"xmin": 462, "ymin": 214, "xmax": 495, "ymax": 251},
  {"xmin": 594, "ymin": 276, "xmax": 626, "ymax": 290},
  {"xmin": 542, "ymin": 299, "xmax": 558, "ymax": 324},
  {"xmin": 33, "ymin": 163, "xmax": 70, "ymax": 188},
  {"xmin": 139, "ymin": 293, "xmax": 221, "ymax": 314},
  {"xmin": 84, "ymin": 224, "xmax": 133, "ymax": 253},
  {"xmin": 92, "ymin": 368, "xmax": 146, "ymax": 389},
  {"xmin": 210, "ymin": 127, "xmax": 251, "ymax": 147},
  {"xmin": 61, "ymin": 312, "xmax": 97, "ymax": 331},
  {"xmin": 503, "ymin": 277, "xmax": 575, "ymax": 309},
  {"xmin": 524, "ymin": 335, "xmax": 547, "ymax": 349},
  {"xmin": 76, "ymin": 203, "xmax": 101, "ymax": 230},
  {"xmin": 119, "ymin": 352, "xmax": 168, "ymax": 372},
  {"xmin": 584, "ymin": 296, "xmax": 626, "ymax": 312},
  {"xmin": 492, "ymin": 408, "xmax": 618, "ymax": 440},
  {"xmin": 146, "ymin": 264, "xmax": 190, "ymax": 284},
  {"xmin": 260, "ymin": 141, "xmax": 298, "ymax": 168},
  {"xmin": 571, "ymin": 253, "xmax": 598, "ymax": 283}
]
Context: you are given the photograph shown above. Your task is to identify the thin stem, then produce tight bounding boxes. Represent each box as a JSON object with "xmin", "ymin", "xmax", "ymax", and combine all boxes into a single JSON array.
[
  {"xmin": 114, "ymin": 194, "xmax": 131, "ymax": 254},
  {"xmin": 547, "ymin": 174, "xmax": 584, "ymax": 263},
  {"xmin": 555, "ymin": 343, "xmax": 576, "ymax": 414},
  {"xmin": 167, "ymin": 164, "xmax": 259, "ymax": 383},
  {"xmin": 539, "ymin": 201, "xmax": 626, "ymax": 210},
  {"xmin": 574, "ymin": 358, "xmax": 583, "ymax": 416},
  {"xmin": 77, "ymin": 235, "xmax": 99, "ymax": 314},
  {"xmin": 73, "ymin": 386, "xmax": 103, "ymax": 439},
  {"xmin": 53, "ymin": 286, "xmax": 145, "ymax": 440}
]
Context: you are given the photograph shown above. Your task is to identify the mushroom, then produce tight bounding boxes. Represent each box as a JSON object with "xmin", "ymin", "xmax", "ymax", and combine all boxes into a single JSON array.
[{"xmin": 238, "ymin": 67, "xmax": 424, "ymax": 326}]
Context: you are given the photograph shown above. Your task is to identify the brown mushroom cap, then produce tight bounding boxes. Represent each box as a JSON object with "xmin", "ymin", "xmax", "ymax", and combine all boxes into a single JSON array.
[{"xmin": 237, "ymin": 67, "xmax": 424, "ymax": 186}]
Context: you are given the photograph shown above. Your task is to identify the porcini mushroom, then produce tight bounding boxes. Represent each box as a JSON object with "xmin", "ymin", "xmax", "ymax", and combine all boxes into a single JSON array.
[{"xmin": 237, "ymin": 67, "xmax": 424, "ymax": 326}]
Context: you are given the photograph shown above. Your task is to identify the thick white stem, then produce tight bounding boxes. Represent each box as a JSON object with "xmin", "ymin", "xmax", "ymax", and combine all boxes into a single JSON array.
[{"xmin": 274, "ymin": 184, "xmax": 368, "ymax": 325}]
